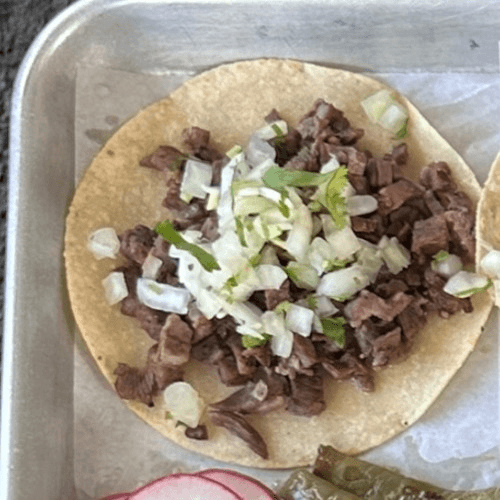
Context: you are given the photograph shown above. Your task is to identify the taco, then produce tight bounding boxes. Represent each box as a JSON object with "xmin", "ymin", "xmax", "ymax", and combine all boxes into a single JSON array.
[{"xmin": 65, "ymin": 59, "xmax": 493, "ymax": 468}]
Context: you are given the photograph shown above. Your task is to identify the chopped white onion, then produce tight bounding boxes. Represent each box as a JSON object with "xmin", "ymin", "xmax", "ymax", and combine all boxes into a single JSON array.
[
  {"xmin": 262, "ymin": 310, "xmax": 287, "ymax": 336},
  {"xmin": 271, "ymin": 328, "xmax": 294, "ymax": 358},
  {"xmin": 286, "ymin": 202, "xmax": 313, "ymax": 261},
  {"xmin": 443, "ymin": 271, "xmax": 491, "ymax": 298},
  {"xmin": 317, "ymin": 265, "xmax": 370, "ymax": 300},
  {"xmin": 254, "ymin": 264, "xmax": 288, "ymax": 290},
  {"xmin": 361, "ymin": 89, "xmax": 395, "ymax": 123},
  {"xmin": 87, "ymin": 227, "xmax": 121, "ymax": 260},
  {"xmin": 245, "ymin": 134, "xmax": 276, "ymax": 167},
  {"xmin": 259, "ymin": 245, "xmax": 280, "ymax": 266},
  {"xmin": 347, "ymin": 195, "xmax": 378, "ymax": 216},
  {"xmin": 180, "ymin": 159, "xmax": 213, "ymax": 200},
  {"xmin": 480, "ymin": 250, "xmax": 500, "ymax": 278},
  {"xmin": 356, "ymin": 240, "xmax": 384, "ymax": 282},
  {"xmin": 320, "ymin": 155, "xmax": 340, "ymax": 173},
  {"xmin": 202, "ymin": 186, "xmax": 220, "ymax": 211},
  {"xmin": 286, "ymin": 262, "xmax": 319, "ymax": 290},
  {"xmin": 141, "ymin": 252, "xmax": 163, "ymax": 279},
  {"xmin": 286, "ymin": 304, "xmax": 314, "ymax": 337},
  {"xmin": 432, "ymin": 253, "xmax": 463, "ymax": 278},
  {"xmin": 255, "ymin": 120, "xmax": 288, "ymax": 140},
  {"xmin": 163, "ymin": 382, "xmax": 204, "ymax": 429},
  {"xmin": 378, "ymin": 236, "xmax": 411, "ymax": 275},
  {"xmin": 321, "ymin": 215, "xmax": 361, "ymax": 260},
  {"xmin": 378, "ymin": 102, "xmax": 408, "ymax": 134},
  {"xmin": 102, "ymin": 272, "xmax": 128, "ymax": 305},
  {"xmin": 136, "ymin": 278, "xmax": 191, "ymax": 314},
  {"xmin": 314, "ymin": 295, "xmax": 339, "ymax": 317}
]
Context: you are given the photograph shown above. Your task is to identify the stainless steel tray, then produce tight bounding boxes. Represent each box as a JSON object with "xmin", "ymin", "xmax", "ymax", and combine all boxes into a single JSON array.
[{"xmin": 3, "ymin": 1, "xmax": 500, "ymax": 499}]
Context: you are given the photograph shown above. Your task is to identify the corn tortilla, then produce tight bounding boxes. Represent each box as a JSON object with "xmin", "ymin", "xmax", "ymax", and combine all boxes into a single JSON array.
[{"xmin": 65, "ymin": 59, "xmax": 493, "ymax": 468}]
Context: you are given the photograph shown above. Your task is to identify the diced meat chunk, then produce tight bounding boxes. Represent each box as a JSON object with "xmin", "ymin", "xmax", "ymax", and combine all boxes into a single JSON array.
[
  {"xmin": 185, "ymin": 424, "xmax": 209, "ymax": 440},
  {"xmin": 444, "ymin": 210, "xmax": 475, "ymax": 264},
  {"xmin": 209, "ymin": 409, "xmax": 269, "ymax": 459},
  {"xmin": 140, "ymin": 145, "xmax": 185, "ymax": 172},
  {"xmin": 419, "ymin": 161, "xmax": 457, "ymax": 192},
  {"xmin": 156, "ymin": 314, "xmax": 194, "ymax": 366},
  {"xmin": 370, "ymin": 327, "xmax": 407, "ymax": 368},
  {"xmin": 346, "ymin": 290, "xmax": 413, "ymax": 328},
  {"xmin": 378, "ymin": 179, "xmax": 424, "ymax": 213},
  {"xmin": 119, "ymin": 225, "xmax": 156, "ymax": 265},
  {"xmin": 286, "ymin": 373, "xmax": 326, "ymax": 417},
  {"xmin": 265, "ymin": 280, "xmax": 290, "ymax": 310},
  {"xmin": 322, "ymin": 352, "xmax": 374, "ymax": 392},
  {"xmin": 411, "ymin": 215, "xmax": 449, "ymax": 256}
]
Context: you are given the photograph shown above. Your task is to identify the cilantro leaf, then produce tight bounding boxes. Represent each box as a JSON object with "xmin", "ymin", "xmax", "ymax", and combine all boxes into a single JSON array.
[
  {"xmin": 235, "ymin": 216, "xmax": 248, "ymax": 247},
  {"xmin": 278, "ymin": 190, "xmax": 290, "ymax": 218},
  {"xmin": 433, "ymin": 250, "xmax": 450, "ymax": 262},
  {"xmin": 320, "ymin": 317, "xmax": 346, "ymax": 348},
  {"xmin": 242, "ymin": 334, "xmax": 271, "ymax": 348},
  {"xmin": 155, "ymin": 220, "xmax": 220, "ymax": 272},
  {"xmin": 306, "ymin": 295, "xmax": 319, "ymax": 310},
  {"xmin": 323, "ymin": 166, "xmax": 348, "ymax": 229},
  {"xmin": 262, "ymin": 166, "xmax": 332, "ymax": 191}
]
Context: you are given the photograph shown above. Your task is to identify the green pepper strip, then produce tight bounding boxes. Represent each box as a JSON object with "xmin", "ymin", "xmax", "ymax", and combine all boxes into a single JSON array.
[
  {"xmin": 313, "ymin": 446, "xmax": 500, "ymax": 500},
  {"xmin": 278, "ymin": 469, "xmax": 362, "ymax": 500}
]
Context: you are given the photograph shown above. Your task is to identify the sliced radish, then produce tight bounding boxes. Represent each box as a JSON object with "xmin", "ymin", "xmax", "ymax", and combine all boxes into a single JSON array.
[
  {"xmin": 197, "ymin": 469, "xmax": 278, "ymax": 500},
  {"xmin": 101, "ymin": 494, "xmax": 129, "ymax": 500},
  {"xmin": 129, "ymin": 473, "xmax": 243, "ymax": 500}
]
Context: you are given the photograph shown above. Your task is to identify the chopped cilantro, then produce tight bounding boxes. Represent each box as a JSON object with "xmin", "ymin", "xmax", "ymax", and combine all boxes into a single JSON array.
[
  {"xmin": 306, "ymin": 295, "xmax": 319, "ymax": 310},
  {"xmin": 262, "ymin": 166, "xmax": 332, "ymax": 191},
  {"xmin": 433, "ymin": 250, "xmax": 450, "ymax": 262},
  {"xmin": 155, "ymin": 220, "xmax": 220, "ymax": 272},
  {"xmin": 320, "ymin": 317, "xmax": 347, "ymax": 348},
  {"xmin": 278, "ymin": 190, "xmax": 290, "ymax": 218},
  {"xmin": 324, "ymin": 258, "xmax": 350, "ymax": 272},
  {"xmin": 274, "ymin": 300, "xmax": 292, "ymax": 313},
  {"xmin": 323, "ymin": 166, "xmax": 348, "ymax": 229},
  {"xmin": 235, "ymin": 216, "xmax": 247, "ymax": 247},
  {"xmin": 242, "ymin": 334, "xmax": 271, "ymax": 348}
]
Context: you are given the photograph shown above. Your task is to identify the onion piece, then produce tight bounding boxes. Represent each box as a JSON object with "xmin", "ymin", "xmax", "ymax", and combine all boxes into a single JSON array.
[
  {"xmin": 286, "ymin": 262, "xmax": 319, "ymax": 290},
  {"xmin": 102, "ymin": 272, "xmax": 128, "ymax": 305},
  {"xmin": 180, "ymin": 159, "xmax": 213, "ymax": 200},
  {"xmin": 378, "ymin": 235, "xmax": 411, "ymax": 274},
  {"xmin": 313, "ymin": 295, "xmax": 339, "ymax": 317},
  {"xmin": 361, "ymin": 89, "xmax": 395, "ymax": 123},
  {"xmin": 320, "ymin": 155, "xmax": 340, "ymax": 173},
  {"xmin": 254, "ymin": 264, "xmax": 287, "ymax": 290},
  {"xmin": 255, "ymin": 120, "xmax": 288, "ymax": 140},
  {"xmin": 87, "ymin": 227, "xmax": 121, "ymax": 260},
  {"xmin": 136, "ymin": 278, "xmax": 191, "ymax": 314},
  {"xmin": 431, "ymin": 253, "xmax": 463, "ymax": 278},
  {"xmin": 480, "ymin": 250, "xmax": 500, "ymax": 278},
  {"xmin": 141, "ymin": 252, "xmax": 163, "ymax": 279},
  {"xmin": 443, "ymin": 271, "xmax": 492, "ymax": 298},
  {"xmin": 245, "ymin": 134, "xmax": 276, "ymax": 167},
  {"xmin": 321, "ymin": 215, "xmax": 361, "ymax": 260},
  {"xmin": 317, "ymin": 265, "xmax": 370, "ymax": 301},
  {"xmin": 271, "ymin": 328, "xmax": 294, "ymax": 358},
  {"xmin": 163, "ymin": 382, "xmax": 204, "ymax": 429},
  {"xmin": 261, "ymin": 310, "xmax": 286, "ymax": 337},
  {"xmin": 378, "ymin": 102, "xmax": 408, "ymax": 135},
  {"xmin": 285, "ymin": 304, "xmax": 314, "ymax": 337},
  {"xmin": 346, "ymin": 195, "xmax": 378, "ymax": 216}
]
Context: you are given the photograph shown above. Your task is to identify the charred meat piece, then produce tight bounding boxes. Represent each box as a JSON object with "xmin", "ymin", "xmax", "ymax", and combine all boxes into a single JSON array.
[
  {"xmin": 444, "ymin": 209, "xmax": 475, "ymax": 264},
  {"xmin": 190, "ymin": 334, "xmax": 224, "ymax": 363},
  {"xmin": 424, "ymin": 269, "xmax": 473, "ymax": 318},
  {"xmin": 140, "ymin": 145, "xmax": 186, "ymax": 172},
  {"xmin": 114, "ymin": 358, "xmax": 183, "ymax": 407},
  {"xmin": 411, "ymin": 215, "xmax": 449, "ymax": 256},
  {"xmin": 182, "ymin": 126, "xmax": 224, "ymax": 163},
  {"xmin": 283, "ymin": 145, "xmax": 318, "ymax": 172},
  {"xmin": 119, "ymin": 225, "xmax": 156, "ymax": 265},
  {"xmin": 156, "ymin": 314, "xmax": 194, "ymax": 366},
  {"xmin": 351, "ymin": 216, "xmax": 380, "ymax": 234},
  {"xmin": 423, "ymin": 190, "xmax": 445, "ymax": 215},
  {"xmin": 346, "ymin": 290, "xmax": 413, "ymax": 328},
  {"xmin": 200, "ymin": 211, "xmax": 220, "ymax": 242},
  {"xmin": 370, "ymin": 326, "xmax": 407, "ymax": 368},
  {"xmin": 419, "ymin": 161, "xmax": 457, "ymax": 192},
  {"xmin": 216, "ymin": 353, "xmax": 253, "ymax": 387},
  {"xmin": 187, "ymin": 306, "xmax": 214, "ymax": 344},
  {"xmin": 209, "ymin": 409, "xmax": 269, "ymax": 459},
  {"xmin": 322, "ymin": 352, "xmax": 374, "ymax": 392},
  {"xmin": 286, "ymin": 373, "xmax": 326, "ymax": 417},
  {"xmin": 396, "ymin": 296, "xmax": 428, "ymax": 343},
  {"xmin": 226, "ymin": 333, "xmax": 258, "ymax": 377},
  {"xmin": 374, "ymin": 279, "xmax": 409, "ymax": 298},
  {"xmin": 241, "ymin": 344, "xmax": 272, "ymax": 367},
  {"xmin": 265, "ymin": 280, "xmax": 291, "ymax": 310},
  {"xmin": 185, "ymin": 424, "xmax": 209, "ymax": 440},
  {"xmin": 378, "ymin": 179, "xmax": 424, "ymax": 214}
]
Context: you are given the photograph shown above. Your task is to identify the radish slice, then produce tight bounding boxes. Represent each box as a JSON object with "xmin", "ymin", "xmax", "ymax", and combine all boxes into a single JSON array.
[
  {"xmin": 197, "ymin": 469, "xmax": 278, "ymax": 500},
  {"xmin": 129, "ymin": 473, "xmax": 243, "ymax": 500}
]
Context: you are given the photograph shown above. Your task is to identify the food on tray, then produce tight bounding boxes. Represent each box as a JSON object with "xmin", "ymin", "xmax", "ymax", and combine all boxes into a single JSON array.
[
  {"xmin": 65, "ymin": 59, "xmax": 493, "ymax": 467},
  {"xmin": 99, "ymin": 469, "xmax": 278, "ymax": 500}
]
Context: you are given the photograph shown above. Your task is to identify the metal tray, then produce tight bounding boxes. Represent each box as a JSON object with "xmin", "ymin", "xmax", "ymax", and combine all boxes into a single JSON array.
[{"xmin": 3, "ymin": 0, "xmax": 500, "ymax": 499}]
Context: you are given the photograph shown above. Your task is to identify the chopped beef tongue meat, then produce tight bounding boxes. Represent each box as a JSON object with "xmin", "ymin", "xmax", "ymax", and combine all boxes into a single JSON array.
[
  {"xmin": 411, "ymin": 214, "xmax": 449, "ymax": 256},
  {"xmin": 140, "ymin": 145, "xmax": 186, "ymax": 172},
  {"xmin": 119, "ymin": 225, "xmax": 156, "ymax": 265},
  {"xmin": 321, "ymin": 352, "xmax": 374, "ymax": 392},
  {"xmin": 184, "ymin": 424, "xmax": 209, "ymax": 440},
  {"xmin": 286, "ymin": 372, "xmax": 326, "ymax": 417},
  {"xmin": 182, "ymin": 126, "xmax": 224, "ymax": 163},
  {"xmin": 209, "ymin": 409, "xmax": 269, "ymax": 460}
]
